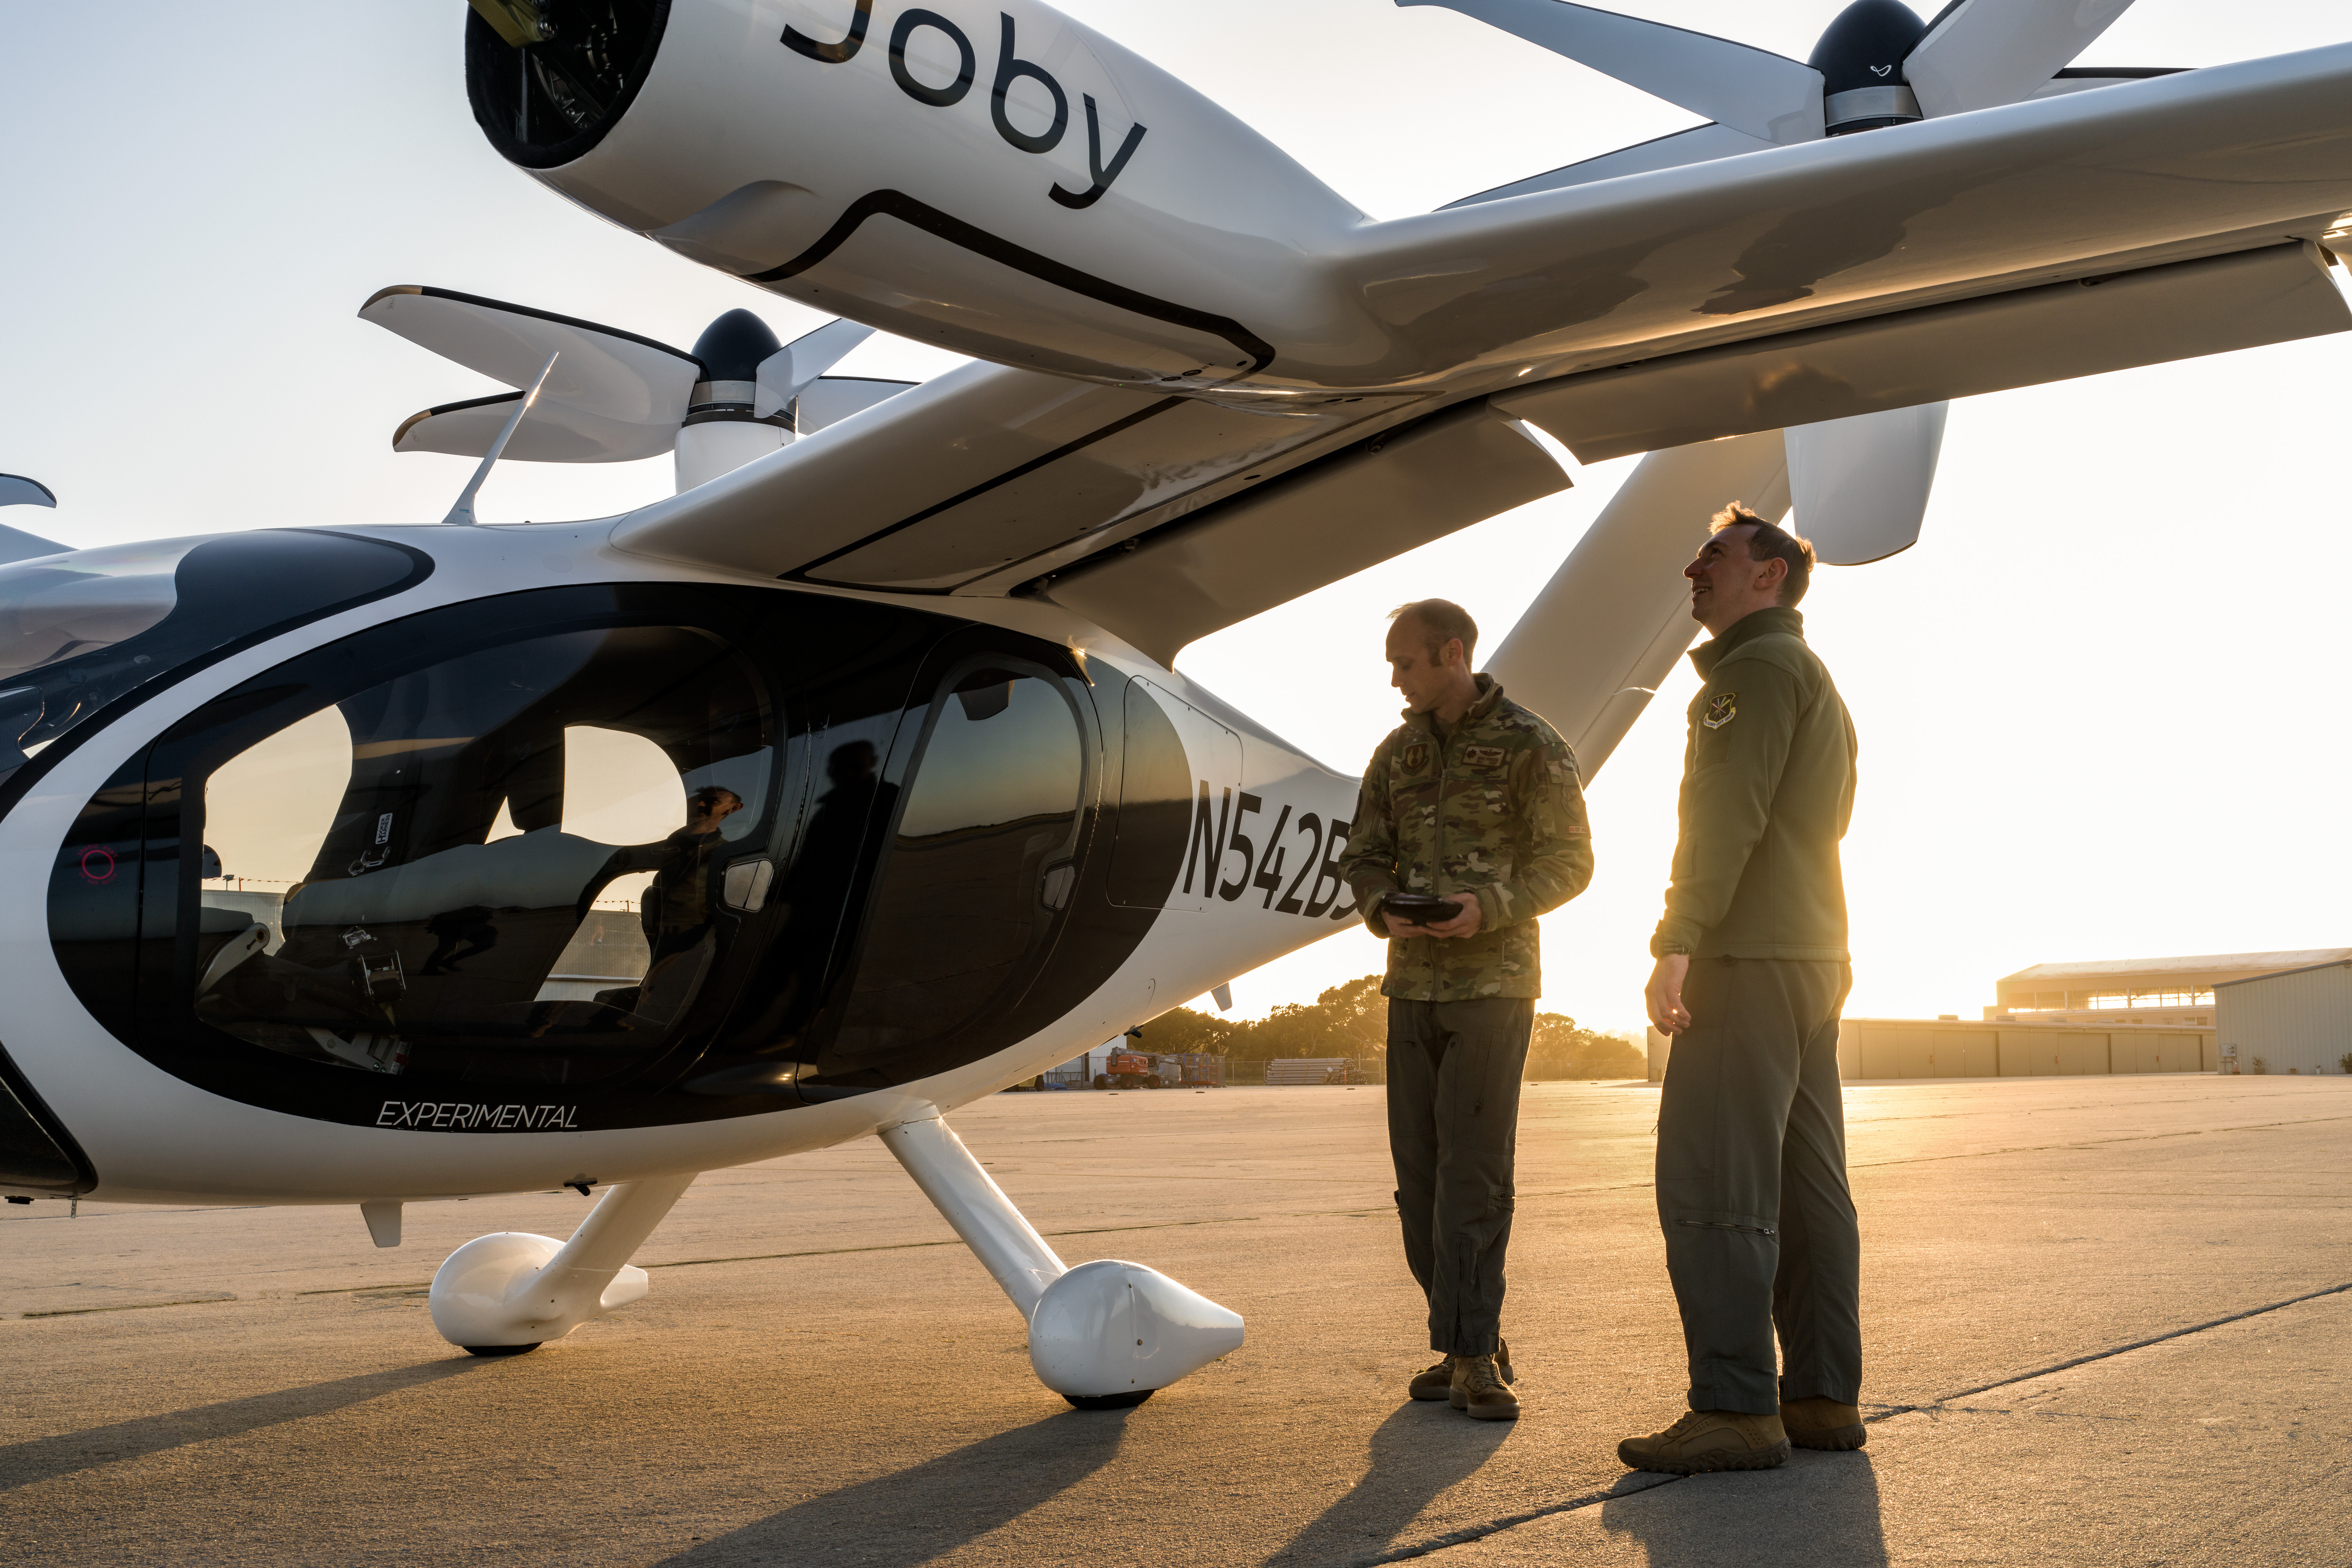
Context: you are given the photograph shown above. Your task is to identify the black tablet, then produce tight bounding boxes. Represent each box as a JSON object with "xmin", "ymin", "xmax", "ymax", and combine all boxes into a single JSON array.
[{"xmin": 1381, "ymin": 892, "xmax": 1456, "ymax": 922}]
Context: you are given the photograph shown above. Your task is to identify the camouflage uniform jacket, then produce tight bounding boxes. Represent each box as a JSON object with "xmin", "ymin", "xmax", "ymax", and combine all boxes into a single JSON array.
[{"xmin": 1339, "ymin": 675, "xmax": 1593, "ymax": 1000}]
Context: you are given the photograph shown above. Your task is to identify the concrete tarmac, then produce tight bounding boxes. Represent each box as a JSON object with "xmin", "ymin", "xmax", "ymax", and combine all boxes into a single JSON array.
[{"xmin": 3, "ymin": 1075, "xmax": 2347, "ymax": 1566}]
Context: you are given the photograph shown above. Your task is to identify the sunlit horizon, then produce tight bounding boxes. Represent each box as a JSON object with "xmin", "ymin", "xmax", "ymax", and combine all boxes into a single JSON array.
[{"xmin": 4, "ymin": 3, "xmax": 2347, "ymax": 1040}]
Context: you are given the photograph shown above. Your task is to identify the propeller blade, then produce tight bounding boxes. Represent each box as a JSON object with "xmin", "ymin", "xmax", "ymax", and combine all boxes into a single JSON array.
[
  {"xmin": 0, "ymin": 475, "xmax": 57, "ymax": 510},
  {"xmin": 1400, "ymin": 0, "xmax": 1824, "ymax": 145},
  {"xmin": 1446, "ymin": 122, "xmax": 1777, "ymax": 209},
  {"xmin": 1485, "ymin": 430, "xmax": 1790, "ymax": 782},
  {"xmin": 1905, "ymin": 0, "xmax": 2137, "ymax": 118},
  {"xmin": 793, "ymin": 376, "xmax": 919, "ymax": 436},
  {"xmin": 753, "ymin": 319, "xmax": 878, "ymax": 419},
  {"xmin": 391, "ymin": 391, "xmax": 683, "ymax": 463},
  {"xmin": 360, "ymin": 286, "xmax": 701, "ymax": 431},
  {"xmin": 1784, "ymin": 403, "xmax": 1947, "ymax": 566}
]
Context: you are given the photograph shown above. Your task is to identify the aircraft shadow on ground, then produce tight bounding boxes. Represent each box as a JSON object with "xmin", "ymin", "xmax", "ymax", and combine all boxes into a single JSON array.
[
  {"xmin": 653, "ymin": 1405, "xmax": 1134, "ymax": 1566},
  {"xmin": 0, "ymin": 1356, "xmax": 479, "ymax": 1494},
  {"xmin": 1599, "ymin": 1451, "xmax": 1887, "ymax": 1567},
  {"xmin": 1259, "ymin": 1401, "xmax": 1515, "ymax": 1564}
]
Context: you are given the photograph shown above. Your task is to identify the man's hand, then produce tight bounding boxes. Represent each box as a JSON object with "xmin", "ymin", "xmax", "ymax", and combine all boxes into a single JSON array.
[
  {"xmin": 1387, "ymin": 892, "xmax": 1483, "ymax": 941},
  {"xmin": 1646, "ymin": 953, "xmax": 1692, "ymax": 1035}
]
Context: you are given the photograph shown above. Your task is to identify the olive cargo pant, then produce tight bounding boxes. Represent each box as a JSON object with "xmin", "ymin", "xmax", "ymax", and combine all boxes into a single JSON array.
[
  {"xmin": 1658, "ymin": 957, "xmax": 1861, "ymax": 1415},
  {"xmin": 1387, "ymin": 997, "xmax": 1532, "ymax": 1357}
]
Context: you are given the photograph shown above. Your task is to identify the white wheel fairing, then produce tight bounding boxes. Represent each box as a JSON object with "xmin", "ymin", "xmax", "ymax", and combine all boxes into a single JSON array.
[
  {"xmin": 428, "ymin": 1230, "xmax": 566, "ymax": 1347},
  {"xmin": 1027, "ymin": 1258, "xmax": 1245, "ymax": 1398}
]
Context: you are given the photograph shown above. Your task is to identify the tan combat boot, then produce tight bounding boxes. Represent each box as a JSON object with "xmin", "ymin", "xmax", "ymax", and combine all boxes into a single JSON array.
[
  {"xmin": 1408, "ymin": 1336, "xmax": 1513, "ymax": 1401},
  {"xmin": 1449, "ymin": 1353, "xmax": 1520, "ymax": 1420},
  {"xmin": 1780, "ymin": 1397, "xmax": 1867, "ymax": 1451},
  {"xmin": 1617, "ymin": 1409, "xmax": 1789, "ymax": 1473}
]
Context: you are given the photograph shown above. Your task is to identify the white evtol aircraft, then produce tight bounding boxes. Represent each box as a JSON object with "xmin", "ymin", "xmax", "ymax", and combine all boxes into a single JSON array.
[{"xmin": 3, "ymin": 0, "xmax": 2348, "ymax": 1406}]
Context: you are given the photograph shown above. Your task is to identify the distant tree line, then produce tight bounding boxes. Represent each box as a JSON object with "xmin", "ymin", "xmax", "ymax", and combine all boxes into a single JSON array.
[{"xmin": 1136, "ymin": 975, "xmax": 1648, "ymax": 1080}]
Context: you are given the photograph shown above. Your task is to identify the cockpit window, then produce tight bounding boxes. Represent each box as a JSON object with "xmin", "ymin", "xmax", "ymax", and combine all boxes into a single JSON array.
[
  {"xmin": 186, "ymin": 625, "xmax": 773, "ymax": 1085},
  {"xmin": 823, "ymin": 661, "xmax": 1088, "ymax": 1077},
  {"xmin": 0, "ymin": 530, "xmax": 427, "ymax": 784}
]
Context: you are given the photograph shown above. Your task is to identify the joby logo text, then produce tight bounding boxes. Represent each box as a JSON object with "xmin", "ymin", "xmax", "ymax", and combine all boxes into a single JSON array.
[{"xmin": 782, "ymin": 4, "xmax": 1148, "ymax": 210}]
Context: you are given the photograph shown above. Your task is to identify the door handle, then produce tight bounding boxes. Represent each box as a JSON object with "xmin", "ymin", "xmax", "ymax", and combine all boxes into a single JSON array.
[{"xmin": 722, "ymin": 858, "xmax": 775, "ymax": 913}]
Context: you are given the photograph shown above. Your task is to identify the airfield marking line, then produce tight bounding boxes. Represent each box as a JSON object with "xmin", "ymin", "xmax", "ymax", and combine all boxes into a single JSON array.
[
  {"xmin": 1356, "ymin": 1277, "xmax": 2352, "ymax": 1564},
  {"xmin": 37, "ymin": 1111, "xmax": 2344, "ymax": 1307},
  {"xmin": 279, "ymin": 1213, "xmax": 1392, "ymax": 1297},
  {"xmin": 1870, "ymin": 1275, "xmax": 2352, "ymax": 1417},
  {"xmin": 9, "ymin": 1295, "xmax": 239, "ymax": 1321},
  {"xmin": 1844, "ymin": 1112, "xmax": 2352, "ymax": 1172},
  {"xmin": 1350, "ymin": 1476, "xmax": 1684, "ymax": 1564}
]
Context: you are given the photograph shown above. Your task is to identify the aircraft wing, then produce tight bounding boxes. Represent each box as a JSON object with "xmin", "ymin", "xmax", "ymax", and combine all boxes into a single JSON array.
[
  {"xmin": 611, "ymin": 44, "xmax": 2352, "ymax": 663},
  {"xmin": 1328, "ymin": 45, "xmax": 2352, "ymax": 396},
  {"xmin": 608, "ymin": 352, "xmax": 1573, "ymax": 656}
]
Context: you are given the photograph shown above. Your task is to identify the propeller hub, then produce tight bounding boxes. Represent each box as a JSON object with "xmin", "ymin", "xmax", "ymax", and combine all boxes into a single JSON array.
[
  {"xmin": 1810, "ymin": 0, "xmax": 1928, "ymax": 134},
  {"xmin": 686, "ymin": 310, "xmax": 788, "ymax": 427}
]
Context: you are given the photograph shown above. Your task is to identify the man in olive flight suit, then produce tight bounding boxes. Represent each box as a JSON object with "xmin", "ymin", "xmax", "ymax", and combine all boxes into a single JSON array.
[
  {"xmin": 1622, "ymin": 504, "xmax": 1863, "ymax": 1474},
  {"xmin": 1340, "ymin": 598, "xmax": 1593, "ymax": 1422}
]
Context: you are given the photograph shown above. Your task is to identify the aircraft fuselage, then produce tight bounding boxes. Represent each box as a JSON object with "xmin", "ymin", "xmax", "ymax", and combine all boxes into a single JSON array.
[{"xmin": 0, "ymin": 521, "xmax": 1358, "ymax": 1208}]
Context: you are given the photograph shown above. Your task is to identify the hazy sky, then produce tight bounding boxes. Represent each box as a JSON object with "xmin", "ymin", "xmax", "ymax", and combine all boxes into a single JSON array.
[{"xmin": 4, "ymin": 2, "xmax": 2347, "ymax": 1036}]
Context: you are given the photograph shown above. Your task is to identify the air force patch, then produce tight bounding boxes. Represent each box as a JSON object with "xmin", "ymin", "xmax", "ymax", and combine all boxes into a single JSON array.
[
  {"xmin": 1702, "ymin": 692, "xmax": 1738, "ymax": 730},
  {"xmin": 1402, "ymin": 741, "xmax": 1431, "ymax": 773}
]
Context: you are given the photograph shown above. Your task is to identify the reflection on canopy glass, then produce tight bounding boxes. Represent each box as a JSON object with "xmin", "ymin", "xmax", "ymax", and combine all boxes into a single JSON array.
[
  {"xmin": 189, "ymin": 625, "xmax": 771, "ymax": 1085},
  {"xmin": 0, "ymin": 531, "xmax": 423, "ymax": 776},
  {"xmin": 831, "ymin": 665, "xmax": 1085, "ymax": 1073}
]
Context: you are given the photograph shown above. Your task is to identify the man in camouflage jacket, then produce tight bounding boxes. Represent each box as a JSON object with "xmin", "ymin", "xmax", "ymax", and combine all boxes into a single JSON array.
[{"xmin": 1339, "ymin": 599, "xmax": 1593, "ymax": 1420}]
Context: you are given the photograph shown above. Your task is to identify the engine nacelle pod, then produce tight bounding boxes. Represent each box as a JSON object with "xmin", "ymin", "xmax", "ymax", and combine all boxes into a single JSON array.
[
  {"xmin": 461, "ymin": 0, "xmax": 1363, "ymax": 391},
  {"xmin": 1027, "ymin": 1258, "xmax": 1243, "ymax": 1399},
  {"xmin": 427, "ymin": 1229, "xmax": 652, "ymax": 1350}
]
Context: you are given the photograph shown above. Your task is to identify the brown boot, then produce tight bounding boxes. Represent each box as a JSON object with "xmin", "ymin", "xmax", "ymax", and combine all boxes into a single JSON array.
[
  {"xmin": 1780, "ymin": 1396, "xmax": 1867, "ymax": 1451},
  {"xmin": 1617, "ymin": 1409, "xmax": 1789, "ymax": 1473},
  {"xmin": 1449, "ymin": 1354, "xmax": 1520, "ymax": 1420},
  {"xmin": 1408, "ymin": 1336, "xmax": 1513, "ymax": 1401}
]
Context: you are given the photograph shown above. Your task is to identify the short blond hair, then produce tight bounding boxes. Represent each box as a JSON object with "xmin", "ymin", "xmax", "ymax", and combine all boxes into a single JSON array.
[{"xmin": 1389, "ymin": 599, "xmax": 1478, "ymax": 663}]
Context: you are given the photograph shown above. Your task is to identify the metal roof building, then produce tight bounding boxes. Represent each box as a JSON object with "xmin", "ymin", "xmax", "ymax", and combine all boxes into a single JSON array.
[
  {"xmin": 2214, "ymin": 959, "xmax": 2352, "ymax": 1076},
  {"xmin": 1990, "ymin": 949, "xmax": 2352, "ymax": 1027}
]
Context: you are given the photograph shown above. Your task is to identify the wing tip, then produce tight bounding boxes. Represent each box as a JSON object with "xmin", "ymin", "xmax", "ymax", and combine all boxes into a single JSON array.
[
  {"xmin": 358, "ymin": 284, "xmax": 426, "ymax": 319},
  {"xmin": 393, "ymin": 391, "xmax": 523, "ymax": 453},
  {"xmin": 0, "ymin": 474, "xmax": 58, "ymax": 508}
]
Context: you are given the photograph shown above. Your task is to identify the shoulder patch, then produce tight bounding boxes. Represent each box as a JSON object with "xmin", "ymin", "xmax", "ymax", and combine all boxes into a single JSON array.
[
  {"xmin": 1702, "ymin": 692, "xmax": 1737, "ymax": 730},
  {"xmin": 1401, "ymin": 741, "xmax": 1431, "ymax": 773},
  {"xmin": 1463, "ymin": 744, "xmax": 1507, "ymax": 769}
]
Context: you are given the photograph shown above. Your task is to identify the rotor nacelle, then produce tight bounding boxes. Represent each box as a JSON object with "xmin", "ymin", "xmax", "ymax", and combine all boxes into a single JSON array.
[{"xmin": 461, "ymin": 0, "xmax": 1366, "ymax": 392}]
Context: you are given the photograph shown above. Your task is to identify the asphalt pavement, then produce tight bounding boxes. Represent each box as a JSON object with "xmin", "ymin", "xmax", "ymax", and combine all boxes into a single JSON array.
[{"xmin": 3, "ymin": 1074, "xmax": 2346, "ymax": 1566}]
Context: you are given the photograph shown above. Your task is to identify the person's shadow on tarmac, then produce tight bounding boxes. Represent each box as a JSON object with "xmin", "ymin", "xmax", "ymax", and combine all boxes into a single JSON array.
[
  {"xmin": 1599, "ymin": 1450, "xmax": 1888, "ymax": 1567},
  {"xmin": 1258, "ymin": 1401, "xmax": 1515, "ymax": 1563}
]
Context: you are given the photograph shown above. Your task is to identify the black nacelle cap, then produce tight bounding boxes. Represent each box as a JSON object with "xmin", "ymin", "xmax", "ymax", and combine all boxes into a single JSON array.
[
  {"xmin": 691, "ymin": 310, "xmax": 785, "ymax": 383},
  {"xmin": 1809, "ymin": 0, "xmax": 1929, "ymax": 94}
]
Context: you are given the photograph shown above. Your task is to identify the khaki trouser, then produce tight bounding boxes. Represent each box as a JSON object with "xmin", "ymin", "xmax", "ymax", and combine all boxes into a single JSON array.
[
  {"xmin": 1386, "ymin": 997, "xmax": 1533, "ymax": 1357},
  {"xmin": 1657, "ymin": 957, "xmax": 1861, "ymax": 1415}
]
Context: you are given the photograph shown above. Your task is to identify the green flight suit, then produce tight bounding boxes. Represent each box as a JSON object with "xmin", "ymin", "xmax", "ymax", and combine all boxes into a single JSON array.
[
  {"xmin": 1341, "ymin": 674, "xmax": 1593, "ymax": 1356},
  {"xmin": 1650, "ymin": 606, "xmax": 1862, "ymax": 1416}
]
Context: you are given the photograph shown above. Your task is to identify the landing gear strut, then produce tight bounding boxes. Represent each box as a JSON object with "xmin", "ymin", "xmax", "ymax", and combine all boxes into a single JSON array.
[{"xmin": 879, "ymin": 1109, "xmax": 1243, "ymax": 1405}]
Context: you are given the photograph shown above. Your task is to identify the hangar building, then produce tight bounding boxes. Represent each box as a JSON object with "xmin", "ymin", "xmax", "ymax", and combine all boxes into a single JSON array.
[
  {"xmin": 1643, "ymin": 948, "xmax": 2352, "ymax": 1082},
  {"xmin": 2215, "ymin": 958, "xmax": 2352, "ymax": 1076},
  {"xmin": 1985, "ymin": 949, "xmax": 2352, "ymax": 1027}
]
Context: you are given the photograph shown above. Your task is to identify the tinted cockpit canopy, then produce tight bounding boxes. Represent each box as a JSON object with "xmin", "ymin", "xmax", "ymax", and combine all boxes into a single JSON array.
[{"xmin": 0, "ymin": 531, "xmax": 428, "ymax": 784}]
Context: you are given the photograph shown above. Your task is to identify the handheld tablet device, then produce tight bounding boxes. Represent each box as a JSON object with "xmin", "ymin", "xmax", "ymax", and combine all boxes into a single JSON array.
[{"xmin": 1380, "ymin": 893, "xmax": 1457, "ymax": 922}]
